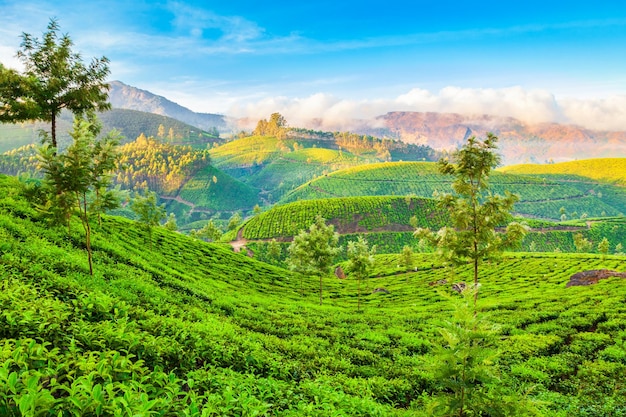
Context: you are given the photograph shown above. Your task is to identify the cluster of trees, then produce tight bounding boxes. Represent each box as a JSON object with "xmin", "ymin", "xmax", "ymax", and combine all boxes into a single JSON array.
[
  {"xmin": 115, "ymin": 134, "xmax": 211, "ymax": 193},
  {"xmin": 253, "ymin": 112, "xmax": 288, "ymax": 138}
]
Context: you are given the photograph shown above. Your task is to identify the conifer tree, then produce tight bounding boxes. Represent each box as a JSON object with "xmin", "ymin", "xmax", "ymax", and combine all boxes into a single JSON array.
[{"xmin": 415, "ymin": 134, "xmax": 527, "ymax": 312}]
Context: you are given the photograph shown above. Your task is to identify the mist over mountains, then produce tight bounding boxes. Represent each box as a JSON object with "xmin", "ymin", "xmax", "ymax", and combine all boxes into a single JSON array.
[{"xmin": 108, "ymin": 81, "xmax": 626, "ymax": 165}]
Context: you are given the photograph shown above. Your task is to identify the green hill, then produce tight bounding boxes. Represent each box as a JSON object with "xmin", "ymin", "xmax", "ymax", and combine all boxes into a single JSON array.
[
  {"xmin": 241, "ymin": 196, "xmax": 446, "ymax": 240},
  {"xmin": 0, "ymin": 108, "xmax": 220, "ymax": 154},
  {"xmin": 1, "ymin": 174, "xmax": 626, "ymax": 415},
  {"xmin": 281, "ymin": 161, "xmax": 626, "ymax": 220},
  {"xmin": 210, "ymin": 135, "xmax": 381, "ymax": 202},
  {"xmin": 500, "ymin": 158, "xmax": 626, "ymax": 185}
]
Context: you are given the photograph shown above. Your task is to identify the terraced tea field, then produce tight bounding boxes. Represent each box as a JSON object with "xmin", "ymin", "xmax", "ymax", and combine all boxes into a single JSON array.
[{"xmin": 281, "ymin": 161, "xmax": 626, "ymax": 219}]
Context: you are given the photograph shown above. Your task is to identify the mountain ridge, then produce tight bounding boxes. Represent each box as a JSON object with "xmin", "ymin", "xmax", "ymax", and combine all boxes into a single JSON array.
[{"xmin": 108, "ymin": 80, "xmax": 227, "ymax": 132}]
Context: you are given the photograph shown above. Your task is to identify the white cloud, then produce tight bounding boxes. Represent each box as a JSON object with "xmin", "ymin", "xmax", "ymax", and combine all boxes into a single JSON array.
[{"xmin": 211, "ymin": 86, "xmax": 626, "ymax": 132}]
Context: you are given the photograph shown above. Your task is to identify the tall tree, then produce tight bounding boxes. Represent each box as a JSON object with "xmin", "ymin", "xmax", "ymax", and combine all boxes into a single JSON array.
[
  {"xmin": 38, "ymin": 116, "xmax": 120, "ymax": 275},
  {"xmin": 415, "ymin": 134, "xmax": 527, "ymax": 312},
  {"xmin": 0, "ymin": 19, "xmax": 110, "ymax": 148},
  {"xmin": 345, "ymin": 236, "xmax": 376, "ymax": 312},
  {"xmin": 288, "ymin": 215, "xmax": 341, "ymax": 305}
]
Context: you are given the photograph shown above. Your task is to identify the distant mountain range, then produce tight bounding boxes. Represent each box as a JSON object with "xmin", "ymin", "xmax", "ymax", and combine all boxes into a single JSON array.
[
  {"xmin": 108, "ymin": 81, "xmax": 227, "ymax": 132},
  {"xmin": 353, "ymin": 112, "xmax": 626, "ymax": 164},
  {"xmin": 107, "ymin": 81, "xmax": 626, "ymax": 165}
]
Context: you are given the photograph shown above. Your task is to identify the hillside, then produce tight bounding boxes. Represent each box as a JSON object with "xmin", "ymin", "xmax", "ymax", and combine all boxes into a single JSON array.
[
  {"xmin": 1, "ymin": 174, "xmax": 626, "ymax": 415},
  {"xmin": 499, "ymin": 158, "xmax": 626, "ymax": 185},
  {"xmin": 241, "ymin": 196, "xmax": 446, "ymax": 240},
  {"xmin": 108, "ymin": 80, "xmax": 226, "ymax": 132},
  {"xmin": 210, "ymin": 135, "xmax": 383, "ymax": 202},
  {"xmin": 357, "ymin": 111, "xmax": 626, "ymax": 164},
  {"xmin": 281, "ymin": 161, "xmax": 626, "ymax": 220},
  {"xmin": 0, "ymin": 108, "xmax": 218, "ymax": 153}
]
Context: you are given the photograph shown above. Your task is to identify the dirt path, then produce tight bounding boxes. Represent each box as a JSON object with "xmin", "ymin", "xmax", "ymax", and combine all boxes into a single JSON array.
[{"xmin": 230, "ymin": 227, "xmax": 249, "ymax": 253}]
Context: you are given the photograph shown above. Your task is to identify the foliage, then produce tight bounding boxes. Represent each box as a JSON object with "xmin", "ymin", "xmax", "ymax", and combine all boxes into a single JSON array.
[
  {"xmin": 38, "ymin": 115, "xmax": 120, "ymax": 274},
  {"xmin": 288, "ymin": 215, "xmax": 341, "ymax": 304},
  {"xmin": 0, "ymin": 19, "xmax": 110, "ymax": 148},
  {"xmin": 415, "ymin": 134, "xmax": 528, "ymax": 311},
  {"xmin": 191, "ymin": 219, "xmax": 223, "ymax": 242},
  {"xmin": 0, "ymin": 175, "xmax": 625, "ymax": 415},
  {"xmin": 345, "ymin": 236, "xmax": 376, "ymax": 311},
  {"xmin": 574, "ymin": 233, "xmax": 593, "ymax": 253},
  {"xmin": 130, "ymin": 190, "xmax": 166, "ymax": 250},
  {"xmin": 228, "ymin": 212, "xmax": 243, "ymax": 231}
]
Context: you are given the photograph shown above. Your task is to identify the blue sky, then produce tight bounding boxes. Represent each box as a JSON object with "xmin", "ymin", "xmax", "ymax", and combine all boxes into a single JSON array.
[{"xmin": 1, "ymin": 0, "xmax": 626, "ymax": 130}]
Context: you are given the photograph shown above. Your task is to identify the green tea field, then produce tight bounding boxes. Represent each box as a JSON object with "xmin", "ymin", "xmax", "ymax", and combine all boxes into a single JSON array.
[{"xmin": 1, "ymin": 174, "xmax": 625, "ymax": 416}]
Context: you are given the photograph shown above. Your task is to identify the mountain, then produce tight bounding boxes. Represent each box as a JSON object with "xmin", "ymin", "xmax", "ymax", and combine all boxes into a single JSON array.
[
  {"xmin": 108, "ymin": 80, "xmax": 227, "ymax": 131},
  {"xmin": 353, "ymin": 111, "xmax": 626, "ymax": 165}
]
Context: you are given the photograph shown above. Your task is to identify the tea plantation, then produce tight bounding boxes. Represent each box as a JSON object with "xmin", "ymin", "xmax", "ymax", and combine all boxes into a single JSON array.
[{"xmin": 1, "ymin": 174, "xmax": 626, "ymax": 416}]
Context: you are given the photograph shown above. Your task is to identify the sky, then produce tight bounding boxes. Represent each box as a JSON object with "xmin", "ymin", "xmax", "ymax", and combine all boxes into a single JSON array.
[{"xmin": 1, "ymin": 0, "xmax": 626, "ymax": 130}]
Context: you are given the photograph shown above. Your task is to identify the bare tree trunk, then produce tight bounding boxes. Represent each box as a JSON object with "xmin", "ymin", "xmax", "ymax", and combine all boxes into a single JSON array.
[{"xmin": 51, "ymin": 113, "xmax": 57, "ymax": 149}]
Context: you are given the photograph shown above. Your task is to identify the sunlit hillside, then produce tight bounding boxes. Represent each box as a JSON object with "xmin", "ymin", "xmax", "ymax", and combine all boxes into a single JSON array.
[
  {"xmin": 282, "ymin": 161, "xmax": 626, "ymax": 219},
  {"xmin": 500, "ymin": 158, "xmax": 626, "ymax": 185}
]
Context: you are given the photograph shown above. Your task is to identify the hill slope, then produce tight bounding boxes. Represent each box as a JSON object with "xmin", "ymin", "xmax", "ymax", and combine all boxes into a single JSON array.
[
  {"xmin": 108, "ymin": 80, "xmax": 226, "ymax": 131},
  {"xmin": 281, "ymin": 161, "xmax": 626, "ymax": 220},
  {"xmin": 1, "ymin": 174, "xmax": 626, "ymax": 415},
  {"xmin": 499, "ymin": 158, "xmax": 626, "ymax": 185}
]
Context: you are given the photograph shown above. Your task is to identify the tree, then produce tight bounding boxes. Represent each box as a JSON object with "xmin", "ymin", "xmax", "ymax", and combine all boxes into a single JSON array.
[
  {"xmin": 193, "ymin": 219, "xmax": 222, "ymax": 242},
  {"xmin": 415, "ymin": 134, "xmax": 528, "ymax": 313},
  {"xmin": 573, "ymin": 233, "xmax": 592, "ymax": 253},
  {"xmin": 0, "ymin": 19, "xmax": 111, "ymax": 148},
  {"xmin": 228, "ymin": 212, "xmax": 242, "ymax": 231},
  {"xmin": 38, "ymin": 116, "xmax": 120, "ymax": 275},
  {"xmin": 401, "ymin": 245, "xmax": 415, "ymax": 269},
  {"xmin": 131, "ymin": 191, "xmax": 166, "ymax": 250},
  {"xmin": 615, "ymin": 243, "xmax": 624, "ymax": 256},
  {"xmin": 287, "ymin": 215, "xmax": 341, "ymax": 305},
  {"xmin": 164, "ymin": 213, "xmax": 177, "ymax": 231},
  {"xmin": 597, "ymin": 237, "xmax": 610, "ymax": 258},
  {"xmin": 266, "ymin": 238, "xmax": 282, "ymax": 264},
  {"xmin": 345, "ymin": 236, "xmax": 376, "ymax": 312}
]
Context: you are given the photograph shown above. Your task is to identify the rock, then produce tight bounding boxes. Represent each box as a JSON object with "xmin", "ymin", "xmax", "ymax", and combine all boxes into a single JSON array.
[
  {"xmin": 334, "ymin": 266, "xmax": 346, "ymax": 279},
  {"xmin": 451, "ymin": 282, "xmax": 467, "ymax": 293},
  {"xmin": 372, "ymin": 287, "xmax": 390, "ymax": 294},
  {"xmin": 566, "ymin": 270, "xmax": 626, "ymax": 287}
]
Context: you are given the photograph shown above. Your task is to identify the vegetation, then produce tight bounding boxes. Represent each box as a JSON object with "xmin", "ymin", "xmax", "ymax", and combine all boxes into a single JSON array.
[
  {"xmin": 345, "ymin": 236, "xmax": 376, "ymax": 312},
  {"xmin": 500, "ymin": 158, "xmax": 626, "ymax": 185},
  {"xmin": 415, "ymin": 134, "xmax": 528, "ymax": 310},
  {"xmin": 242, "ymin": 196, "xmax": 445, "ymax": 240},
  {"xmin": 0, "ymin": 176, "xmax": 625, "ymax": 415},
  {"xmin": 130, "ymin": 191, "xmax": 166, "ymax": 250},
  {"xmin": 288, "ymin": 215, "xmax": 341, "ymax": 304},
  {"xmin": 0, "ymin": 19, "xmax": 110, "ymax": 148},
  {"xmin": 281, "ymin": 161, "xmax": 626, "ymax": 220}
]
